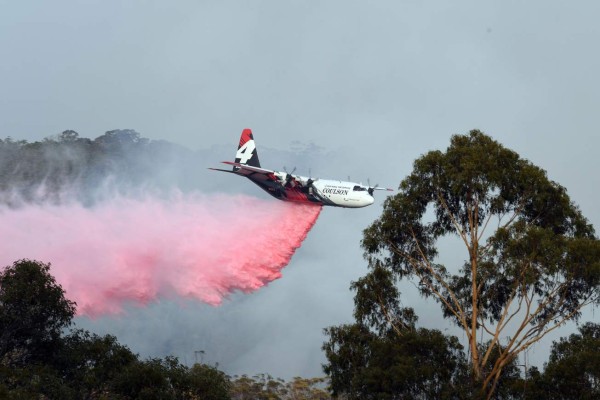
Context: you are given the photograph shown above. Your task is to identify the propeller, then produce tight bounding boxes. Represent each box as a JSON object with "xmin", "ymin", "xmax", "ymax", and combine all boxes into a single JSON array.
[
  {"xmin": 367, "ymin": 179, "xmax": 376, "ymax": 195},
  {"xmin": 366, "ymin": 178, "xmax": 393, "ymax": 195},
  {"xmin": 283, "ymin": 166, "xmax": 296, "ymax": 186},
  {"xmin": 306, "ymin": 168, "xmax": 318, "ymax": 187}
]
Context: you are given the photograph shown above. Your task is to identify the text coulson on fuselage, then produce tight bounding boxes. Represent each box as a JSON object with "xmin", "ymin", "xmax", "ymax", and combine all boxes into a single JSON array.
[{"xmin": 322, "ymin": 188, "xmax": 349, "ymax": 196}]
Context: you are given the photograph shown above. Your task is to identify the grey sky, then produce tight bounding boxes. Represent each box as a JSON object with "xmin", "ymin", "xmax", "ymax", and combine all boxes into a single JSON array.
[{"xmin": 2, "ymin": 1, "xmax": 599, "ymax": 378}]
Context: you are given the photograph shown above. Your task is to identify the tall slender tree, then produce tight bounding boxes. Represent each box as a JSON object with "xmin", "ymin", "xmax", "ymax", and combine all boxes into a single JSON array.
[{"xmin": 361, "ymin": 130, "xmax": 600, "ymax": 398}]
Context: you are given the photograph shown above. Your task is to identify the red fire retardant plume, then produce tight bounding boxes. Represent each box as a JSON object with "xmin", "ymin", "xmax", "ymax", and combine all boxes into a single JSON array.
[{"xmin": 0, "ymin": 194, "xmax": 321, "ymax": 316}]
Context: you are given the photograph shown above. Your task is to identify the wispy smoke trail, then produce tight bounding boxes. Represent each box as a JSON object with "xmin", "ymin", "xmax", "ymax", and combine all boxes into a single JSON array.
[{"xmin": 0, "ymin": 194, "xmax": 321, "ymax": 316}]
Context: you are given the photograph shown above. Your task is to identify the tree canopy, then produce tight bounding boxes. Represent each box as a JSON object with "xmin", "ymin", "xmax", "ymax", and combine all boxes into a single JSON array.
[
  {"xmin": 540, "ymin": 322, "xmax": 600, "ymax": 399},
  {"xmin": 0, "ymin": 260, "xmax": 76, "ymax": 366},
  {"xmin": 357, "ymin": 130, "xmax": 600, "ymax": 398},
  {"xmin": 323, "ymin": 264, "xmax": 469, "ymax": 399}
]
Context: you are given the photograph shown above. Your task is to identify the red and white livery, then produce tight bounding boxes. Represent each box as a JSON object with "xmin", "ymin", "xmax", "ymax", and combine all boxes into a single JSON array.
[{"xmin": 210, "ymin": 129, "xmax": 393, "ymax": 208}]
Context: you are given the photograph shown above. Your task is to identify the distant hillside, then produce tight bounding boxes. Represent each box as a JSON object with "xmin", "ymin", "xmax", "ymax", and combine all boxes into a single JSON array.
[{"xmin": 0, "ymin": 130, "xmax": 198, "ymax": 206}]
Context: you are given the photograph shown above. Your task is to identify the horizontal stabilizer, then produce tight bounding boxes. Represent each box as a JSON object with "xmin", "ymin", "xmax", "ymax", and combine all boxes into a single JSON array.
[
  {"xmin": 221, "ymin": 161, "xmax": 274, "ymax": 175},
  {"xmin": 208, "ymin": 167, "xmax": 237, "ymax": 174}
]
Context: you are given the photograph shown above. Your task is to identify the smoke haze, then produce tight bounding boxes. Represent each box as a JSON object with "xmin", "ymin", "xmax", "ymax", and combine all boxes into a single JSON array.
[
  {"xmin": 2, "ymin": 1, "xmax": 600, "ymax": 380},
  {"xmin": 0, "ymin": 132, "xmax": 322, "ymax": 316}
]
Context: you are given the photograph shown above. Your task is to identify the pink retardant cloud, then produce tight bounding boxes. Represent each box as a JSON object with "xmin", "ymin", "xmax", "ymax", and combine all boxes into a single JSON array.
[{"xmin": 0, "ymin": 194, "xmax": 321, "ymax": 316}]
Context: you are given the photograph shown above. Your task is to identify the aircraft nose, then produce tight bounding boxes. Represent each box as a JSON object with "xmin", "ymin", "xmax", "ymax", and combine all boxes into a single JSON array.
[{"xmin": 367, "ymin": 195, "xmax": 375, "ymax": 205}]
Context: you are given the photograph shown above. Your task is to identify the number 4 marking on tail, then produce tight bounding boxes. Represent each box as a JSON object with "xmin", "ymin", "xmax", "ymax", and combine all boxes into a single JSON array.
[{"xmin": 236, "ymin": 140, "xmax": 256, "ymax": 164}]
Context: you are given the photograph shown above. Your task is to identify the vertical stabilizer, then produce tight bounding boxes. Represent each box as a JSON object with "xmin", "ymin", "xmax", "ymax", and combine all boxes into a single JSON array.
[{"xmin": 234, "ymin": 128, "xmax": 261, "ymax": 171}]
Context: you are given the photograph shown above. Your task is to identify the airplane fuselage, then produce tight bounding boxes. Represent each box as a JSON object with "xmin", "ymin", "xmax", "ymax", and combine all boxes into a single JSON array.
[{"xmin": 249, "ymin": 172, "xmax": 375, "ymax": 208}]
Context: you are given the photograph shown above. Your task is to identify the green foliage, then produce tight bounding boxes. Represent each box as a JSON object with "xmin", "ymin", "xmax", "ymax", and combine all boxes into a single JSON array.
[
  {"xmin": 323, "ymin": 322, "xmax": 467, "ymax": 399},
  {"xmin": 0, "ymin": 259, "xmax": 234, "ymax": 399},
  {"xmin": 109, "ymin": 357, "xmax": 231, "ymax": 400},
  {"xmin": 475, "ymin": 342, "xmax": 523, "ymax": 400},
  {"xmin": 230, "ymin": 374, "xmax": 285, "ymax": 399},
  {"xmin": 188, "ymin": 363, "xmax": 232, "ymax": 400},
  {"xmin": 538, "ymin": 322, "xmax": 600, "ymax": 399},
  {"xmin": 0, "ymin": 259, "xmax": 76, "ymax": 366},
  {"xmin": 111, "ymin": 357, "xmax": 182, "ymax": 399},
  {"xmin": 324, "ymin": 265, "xmax": 467, "ymax": 399},
  {"xmin": 363, "ymin": 131, "xmax": 598, "ymax": 324},
  {"xmin": 359, "ymin": 130, "xmax": 600, "ymax": 397},
  {"xmin": 229, "ymin": 374, "xmax": 330, "ymax": 400},
  {"xmin": 0, "ymin": 364, "xmax": 77, "ymax": 399},
  {"xmin": 350, "ymin": 263, "xmax": 417, "ymax": 336},
  {"xmin": 0, "ymin": 258, "xmax": 327, "ymax": 399},
  {"xmin": 285, "ymin": 376, "xmax": 329, "ymax": 400},
  {"xmin": 56, "ymin": 329, "xmax": 138, "ymax": 397}
]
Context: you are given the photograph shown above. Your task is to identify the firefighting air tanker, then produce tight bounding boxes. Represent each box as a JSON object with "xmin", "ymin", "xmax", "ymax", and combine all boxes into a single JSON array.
[{"xmin": 210, "ymin": 129, "xmax": 393, "ymax": 208}]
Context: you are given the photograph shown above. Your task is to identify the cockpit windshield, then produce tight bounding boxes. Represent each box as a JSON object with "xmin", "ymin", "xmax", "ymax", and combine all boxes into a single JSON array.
[{"xmin": 353, "ymin": 185, "xmax": 367, "ymax": 191}]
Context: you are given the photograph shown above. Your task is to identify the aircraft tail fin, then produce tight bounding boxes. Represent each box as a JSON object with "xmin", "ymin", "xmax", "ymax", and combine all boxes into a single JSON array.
[{"xmin": 234, "ymin": 128, "xmax": 261, "ymax": 171}]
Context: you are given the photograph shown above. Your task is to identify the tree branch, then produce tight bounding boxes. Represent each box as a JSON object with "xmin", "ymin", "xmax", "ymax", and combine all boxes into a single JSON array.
[{"xmin": 436, "ymin": 192, "xmax": 471, "ymax": 249}]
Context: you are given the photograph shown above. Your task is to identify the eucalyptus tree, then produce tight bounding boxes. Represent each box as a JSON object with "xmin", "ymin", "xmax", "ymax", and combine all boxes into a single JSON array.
[{"xmin": 362, "ymin": 130, "xmax": 600, "ymax": 398}]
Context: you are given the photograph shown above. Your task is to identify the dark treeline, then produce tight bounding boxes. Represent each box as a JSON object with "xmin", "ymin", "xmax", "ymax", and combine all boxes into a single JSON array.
[
  {"xmin": 0, "ymin": 260, "xmax": 330, "ymax": 400},
  {"xmin": 1, "ymin": 259, "xmax": 598, "ymax": 399},
  {"xmin": 0, "ymin": 130, "xmax": 198, "ymax": 206}
]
